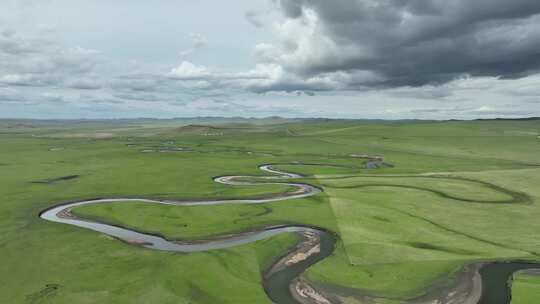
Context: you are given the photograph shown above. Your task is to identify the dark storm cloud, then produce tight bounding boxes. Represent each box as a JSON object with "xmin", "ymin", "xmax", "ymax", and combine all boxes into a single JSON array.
[
  {"xmin": 274, "ymin": 0, "xmax": 540, "ymax": 88},
  {"xmin": 247, "ymin": 78, "xmax": 337, "ymax": 94}
]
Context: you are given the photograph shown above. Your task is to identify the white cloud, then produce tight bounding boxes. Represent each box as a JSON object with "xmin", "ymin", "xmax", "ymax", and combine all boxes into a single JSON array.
[{"xmin": 169, "ymin": 61, "xmax": 210, "ymax": 79}]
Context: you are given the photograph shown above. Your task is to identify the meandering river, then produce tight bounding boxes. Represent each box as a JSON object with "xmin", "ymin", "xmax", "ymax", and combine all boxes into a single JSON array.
[{"xmin": 40, "ymin": 165, "xmax": 539, "ymax": 304}]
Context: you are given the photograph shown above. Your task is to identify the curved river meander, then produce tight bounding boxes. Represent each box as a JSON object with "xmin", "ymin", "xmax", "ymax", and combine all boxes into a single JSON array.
[{"xmin": 40, "ymin": 165, "xmax": 539, "ymax": 304}]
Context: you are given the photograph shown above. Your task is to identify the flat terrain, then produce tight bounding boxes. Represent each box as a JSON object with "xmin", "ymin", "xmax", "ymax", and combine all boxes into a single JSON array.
[
  {"xmin": 512, "ymin": 271, "xmax": 540, "ymax": 304},
  {"xmin": 1, "ymin": 118, "xmax": 539, "ymax": 303}
]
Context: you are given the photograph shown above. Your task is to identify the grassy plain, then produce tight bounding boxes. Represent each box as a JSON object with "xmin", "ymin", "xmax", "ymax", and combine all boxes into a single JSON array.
[
  {"xmin": 1, "ymin": 118, "xmax": 539, "ymax": 303},
  {"xmin": 512, "ymin": 271, "xmax": 540, "ymax": 304}
]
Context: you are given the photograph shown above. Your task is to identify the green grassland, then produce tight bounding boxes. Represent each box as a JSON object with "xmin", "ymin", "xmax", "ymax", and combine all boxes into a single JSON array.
[
  {"xmin": 1, "ymin": 118, "xmax": 539, "ymax": 303},
  {"xmin": 512, "ymin": 271, "xmax": 540, "ymax": 304}
]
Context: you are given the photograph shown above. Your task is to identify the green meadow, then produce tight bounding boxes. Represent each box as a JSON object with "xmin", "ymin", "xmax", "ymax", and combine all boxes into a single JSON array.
[
  {"xmin": 512, "ymin": 271, "xmax": 540, "ymax": 304},
  {"xmin": 1, "ymin": 118, "xmax": 539, "ymax": 303}
]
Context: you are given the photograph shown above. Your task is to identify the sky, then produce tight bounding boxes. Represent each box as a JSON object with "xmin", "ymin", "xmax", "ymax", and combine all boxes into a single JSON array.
[{"xmin": 1, "ymin": 0, "xmax": 540, "ymax": 120}]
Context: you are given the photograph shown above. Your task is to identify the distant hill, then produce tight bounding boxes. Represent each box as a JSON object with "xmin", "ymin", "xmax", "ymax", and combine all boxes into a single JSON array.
[{"xmin": 474, "ymin": 117, "xmax": 540, "ymax": 121}]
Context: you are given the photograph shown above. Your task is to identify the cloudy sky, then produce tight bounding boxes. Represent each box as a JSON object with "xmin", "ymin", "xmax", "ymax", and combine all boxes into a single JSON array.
[{"xmin": 1, "ymin": 0, "xmax": 540, "ymax": 119}]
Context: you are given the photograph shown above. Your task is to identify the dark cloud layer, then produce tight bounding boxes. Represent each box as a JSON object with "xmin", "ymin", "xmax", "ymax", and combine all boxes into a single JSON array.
[{"xmin": 275, "ymin": 0, "xmax": 540, "ymax": 87}]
